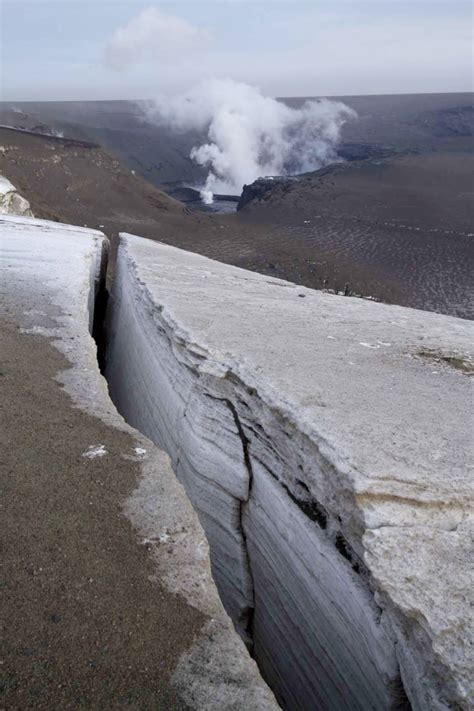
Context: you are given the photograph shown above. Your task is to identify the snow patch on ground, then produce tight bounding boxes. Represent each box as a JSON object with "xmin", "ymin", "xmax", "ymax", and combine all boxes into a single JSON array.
[
  {"xmin": 82, "ymin": 444, "xmax": 108, "ymax": 459},
  {"xmin": 0, "ymin": 175, "xmax": 33, "ymax": 217}
]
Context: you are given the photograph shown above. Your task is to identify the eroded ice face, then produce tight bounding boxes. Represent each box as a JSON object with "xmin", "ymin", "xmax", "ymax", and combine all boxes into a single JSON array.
[{"xmin": 0, "ymin": 174, "xmax": 33, "ymax": 217}]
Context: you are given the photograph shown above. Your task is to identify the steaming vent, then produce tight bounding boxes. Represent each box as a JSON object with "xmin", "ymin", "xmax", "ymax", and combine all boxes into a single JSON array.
[{"xmin": 145, "ymin": 79, "xmax": 357, "ymax": 203}]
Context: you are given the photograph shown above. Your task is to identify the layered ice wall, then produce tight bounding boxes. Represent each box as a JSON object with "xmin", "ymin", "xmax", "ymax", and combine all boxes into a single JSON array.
[{"xmin": 105, "ymin": 234, "xmax": 474, "ymax": 710}]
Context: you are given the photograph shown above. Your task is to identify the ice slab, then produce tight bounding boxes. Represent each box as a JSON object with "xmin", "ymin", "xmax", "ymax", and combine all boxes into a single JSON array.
[{"xmin": 106, "ymin": 232, "xmax": 473, "ymax": 710}]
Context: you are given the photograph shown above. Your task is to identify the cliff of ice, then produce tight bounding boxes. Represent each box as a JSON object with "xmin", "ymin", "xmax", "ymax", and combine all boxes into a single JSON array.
[{"xmin": 105, "ymin": 233, "xmax": 473, "ymax": 710}]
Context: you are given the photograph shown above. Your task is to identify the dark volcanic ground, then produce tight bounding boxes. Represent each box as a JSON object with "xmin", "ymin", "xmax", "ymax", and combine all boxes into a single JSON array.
[
  {"xmin": 237, "ymin": 153, "xmax": 474, "ymax": 318},
  {"xmin": 1, "ymin": 320, "xmax": 200, "ymax": 710},
  {"xmin": 0, "ymin": 92, "xmax": 473, "ymax": 319}
]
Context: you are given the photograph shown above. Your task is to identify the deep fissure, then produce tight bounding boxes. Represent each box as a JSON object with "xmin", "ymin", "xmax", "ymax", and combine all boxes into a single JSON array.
[
  {"xmin": 203, "ymin": 393, "xmax": 257, "ymax": 651},
  {"xmin": 91, "ymin": 243, "xmax": 411, "ymax": 710}
]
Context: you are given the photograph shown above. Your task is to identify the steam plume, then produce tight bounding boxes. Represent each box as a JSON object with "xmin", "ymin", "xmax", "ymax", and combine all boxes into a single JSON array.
[
  {"xmin": 105, "ymin": 7, "xmax": 207, "ymax": 71},
  {"xmin": 146, "ymin": 79, "xmax": 357, "ymax": 201}
]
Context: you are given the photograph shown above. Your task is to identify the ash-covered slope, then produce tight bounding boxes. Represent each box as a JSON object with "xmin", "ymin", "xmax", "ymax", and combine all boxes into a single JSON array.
[
  {"xmin": 0, "ymin": 126, "xmax": 182, "ymax": 233},
  {"xmin": 0, "ymin": 100, "xmax": 207, "ymax": 187},
  {"xmin": 105, "ymin": 234, "xmax": 473, "ymax": 710}
]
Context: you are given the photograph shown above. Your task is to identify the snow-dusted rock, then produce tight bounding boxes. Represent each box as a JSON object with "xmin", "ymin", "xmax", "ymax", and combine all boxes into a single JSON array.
[
  {"xmin": 0, "ymin": 215, "xmax": 276, "ymax": 709},
  {"xmin": 0, "ymin": 175, "xmax": 33, "ymax": 216},
  {"xmin": 106, "ymin": 233, "xmax": 473, "ymax": 710}
]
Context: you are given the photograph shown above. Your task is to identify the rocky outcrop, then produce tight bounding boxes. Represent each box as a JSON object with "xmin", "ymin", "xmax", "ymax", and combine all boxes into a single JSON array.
[
  {"xmin": 237, "ymin": 176, "xmax": 296, "ymax": 210},
  {"xmin": 105, "ymin": 234, "xmax": 473, "ymax": 710},
  {"xmin": 0, "ymin": 174, "xmax": 33, "ymax": 216},
  {"xmin": 0, "ymin": 215, "xmax": 276, "ymax": 709}
]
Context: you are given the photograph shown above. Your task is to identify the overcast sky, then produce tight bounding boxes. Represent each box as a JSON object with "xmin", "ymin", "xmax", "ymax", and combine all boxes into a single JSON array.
[{"xmin": 1, "ymin": 0, "xmax": 472, "ymax": 101}]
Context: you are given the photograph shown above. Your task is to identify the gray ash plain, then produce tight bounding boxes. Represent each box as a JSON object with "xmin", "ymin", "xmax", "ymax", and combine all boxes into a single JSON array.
[{"xmin": 237, "ymin": 152, "xmax": 474, "ymax": 318}]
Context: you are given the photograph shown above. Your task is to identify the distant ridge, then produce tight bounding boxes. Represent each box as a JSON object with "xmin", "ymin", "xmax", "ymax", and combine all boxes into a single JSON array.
[{"xmin": 0, "ymin": 124, "xmax": 99, "ymax": 149}]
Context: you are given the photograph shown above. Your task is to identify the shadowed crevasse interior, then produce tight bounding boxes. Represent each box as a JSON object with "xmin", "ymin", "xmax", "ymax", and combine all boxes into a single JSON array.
[{"xmin": 97, "ymin": 243, "xmax": 412, "ymax": 711}]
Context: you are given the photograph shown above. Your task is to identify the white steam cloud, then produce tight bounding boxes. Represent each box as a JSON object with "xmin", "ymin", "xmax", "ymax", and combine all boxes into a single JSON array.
[
  {"xmin": 105, "ymin": 7, "xmax": 208, "ymax": 71},
  {"xmin": 146, "ymin": 79, "xmax": 357, "ymax": 200}
]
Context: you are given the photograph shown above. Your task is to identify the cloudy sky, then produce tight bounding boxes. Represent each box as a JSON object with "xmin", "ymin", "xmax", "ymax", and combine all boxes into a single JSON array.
[{"xmin": 1, "ymin": 0, "xmax": 472, "ymax": 101}]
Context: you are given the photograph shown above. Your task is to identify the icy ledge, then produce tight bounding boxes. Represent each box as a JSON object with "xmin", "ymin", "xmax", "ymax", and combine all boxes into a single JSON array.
[
  {"xmin": 0, "ymin": 174, "xmax": 33, "ymax": 216},
  {"xmin": 106, "ymin": 233, "xmax": 473, "ymax": 711},
  {"xmin": 0, "ymin": 215, "xmax": 276, "ymax": 709}
]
